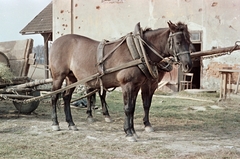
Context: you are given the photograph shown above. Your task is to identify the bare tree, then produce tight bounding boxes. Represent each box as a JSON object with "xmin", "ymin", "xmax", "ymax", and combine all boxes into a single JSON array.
[{"xmin": 33, "ymin": 45, "xmax": 44, "ymax": 64}]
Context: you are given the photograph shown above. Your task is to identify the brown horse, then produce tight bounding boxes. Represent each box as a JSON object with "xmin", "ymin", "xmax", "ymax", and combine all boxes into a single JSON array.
[
  {"xmin": 87, "ymin": 45, "xmax": 196, "ymax": 132},
  {"xmin": 49, "ymin": 21, "xmax": 192, "ymax": 141}
]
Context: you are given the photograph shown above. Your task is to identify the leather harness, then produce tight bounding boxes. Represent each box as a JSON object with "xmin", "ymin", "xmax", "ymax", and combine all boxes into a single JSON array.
[
  {"xmin": 97, "ymin": 23, "xmax": 159, "ymax": 81},
  {"xmin": 96, "ymin": 23, "xmax": 182, "ymax": 92}
]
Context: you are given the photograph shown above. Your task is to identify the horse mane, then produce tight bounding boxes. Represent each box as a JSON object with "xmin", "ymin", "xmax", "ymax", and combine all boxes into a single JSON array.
[
  {"xmin": 175, "ymin": 22, "xmax": 191, "ymax": 44},
  {"xmin": 143, "ymin": 22, "xmax": 191, "ymax": 44},
  {"xmin": 143, "ymin": 27, "xmax": 152, "ymax": 32}
]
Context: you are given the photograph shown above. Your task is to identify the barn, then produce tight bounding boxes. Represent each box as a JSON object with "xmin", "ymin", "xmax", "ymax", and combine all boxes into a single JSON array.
[{"xmin": 21, "ymin": 0, "xmax": 240, "ymax": 93}]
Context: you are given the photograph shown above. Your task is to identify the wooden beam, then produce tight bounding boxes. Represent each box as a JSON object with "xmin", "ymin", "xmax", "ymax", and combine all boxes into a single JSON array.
[
  {"xmin": 191, "ymin": 45, "xmax": 240, "ymax": 57},
  {"xmin": 0, "ymin": 94, "xmax": 33, "ymax": 99}
]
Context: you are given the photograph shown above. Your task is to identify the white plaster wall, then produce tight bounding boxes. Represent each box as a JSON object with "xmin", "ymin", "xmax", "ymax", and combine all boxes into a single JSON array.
[{"xmin": 52, "ymin": 0, "xmax": 240, "ymax": 91}]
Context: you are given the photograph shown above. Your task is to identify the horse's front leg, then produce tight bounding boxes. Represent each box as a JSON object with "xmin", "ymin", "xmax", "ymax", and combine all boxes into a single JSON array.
[
  {"xmin": 141, "ymin": 81, "xmax": 157, "ymax": 132},
  {"xmin": 86, "ymin": 88, "xmax": 95, "ymax": 122},
  {"xmin": 122, "ymin": 84, "xmax": 140, "ymax": 142},
  {"xmin": 63, "ymin": 87, "xmax": 78, "ymax": 130},
  {"xmin": 99, "ymin": 90, "xmax": 112, "ymax": 122}
]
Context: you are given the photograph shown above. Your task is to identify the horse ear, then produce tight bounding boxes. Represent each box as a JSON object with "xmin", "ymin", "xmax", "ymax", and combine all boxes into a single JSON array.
[{"xmin": 167, "ymin": 21, "xmax": 176, "ymax": 33}]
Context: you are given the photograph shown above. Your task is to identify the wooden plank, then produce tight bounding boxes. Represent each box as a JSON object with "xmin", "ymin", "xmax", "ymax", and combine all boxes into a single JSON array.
[
  {"xmin": 22, "ymin": 39, "xmax": 33, "ymax": 77},
  {"xmin": 28, "ymin": 53, "xmax": 36, "ymax": 65},
  {"xmin": 158, "ymin": 81, "xmax": 168, "ymax": 89},
  {"xmin": 0, "ymin": 39, "xmax": 33, "ymax": 77}
]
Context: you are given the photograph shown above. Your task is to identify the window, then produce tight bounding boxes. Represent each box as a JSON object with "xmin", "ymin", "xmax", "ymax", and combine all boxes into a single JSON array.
[{"xmin": 190, "ymin": 31, "xmax": 201, "ymax": 42}]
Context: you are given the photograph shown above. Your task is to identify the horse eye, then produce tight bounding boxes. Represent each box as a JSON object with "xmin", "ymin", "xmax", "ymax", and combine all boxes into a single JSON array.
[{"xmin": 176, "ymin": 42, "xmax": 181, "ymax": 45}]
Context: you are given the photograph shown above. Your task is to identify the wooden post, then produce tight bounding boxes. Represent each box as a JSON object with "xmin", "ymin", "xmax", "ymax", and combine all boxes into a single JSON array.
[
  {"xmin": 228, "ymin": 73, "xmax": 232, "ymax": 95},
  {"xmin": 41, "ymin": 33, "xmax": 51, "ymax": 79},
  {"xmin": 223, "ymin": 73, "xmax": 227, "ymax": 99},
  {"xmin": 235, "ymin": 72, "xmax": 240, "ymax": 94},
  {"xmin": 219, "ymin": 72, "xmax": 223, "ymax": 99}
]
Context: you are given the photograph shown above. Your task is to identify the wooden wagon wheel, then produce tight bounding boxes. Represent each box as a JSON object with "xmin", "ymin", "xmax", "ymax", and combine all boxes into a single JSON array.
[
  {"xmin": 13, "ymin": 91, "xmax": 40, "ymax": 114},
  {"xmin": 0, "ymin": 52, "xmax": 10, "ymax": 67}
]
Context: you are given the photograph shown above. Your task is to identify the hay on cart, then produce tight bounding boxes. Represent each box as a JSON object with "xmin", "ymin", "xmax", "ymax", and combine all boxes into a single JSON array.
[{"xmin": 0, "ymin": 63, "xmax": 14, "ymax": 83}]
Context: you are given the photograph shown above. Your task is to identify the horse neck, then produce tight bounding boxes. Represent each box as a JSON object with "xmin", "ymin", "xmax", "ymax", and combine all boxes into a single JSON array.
[{"xmin": 143, "ymin": 28, "xmax": 170, "ymax": 63}]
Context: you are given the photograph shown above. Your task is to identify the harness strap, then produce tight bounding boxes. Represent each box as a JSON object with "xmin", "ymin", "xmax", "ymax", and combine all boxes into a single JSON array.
[
  {"xmin": 96, "ymin": 40, "xmax": 107, "ymax": 94},
  {"xmin": 169, "ymin": 32, "xmax": 183, "ymax": 37},
  {"xmin": 176, "ymin": 51, "xmax": 190, "ymax": 56},
  {"xmin": 97, "ymin": 36, "xmax": 127, "ymax": 66},
  {"xmin": 137, "ymin": 36, "xmax": 165, "ymax": 60},
  {"xmin": 97, "ymin": 40, "xmax": 107, "ymax": 75}
]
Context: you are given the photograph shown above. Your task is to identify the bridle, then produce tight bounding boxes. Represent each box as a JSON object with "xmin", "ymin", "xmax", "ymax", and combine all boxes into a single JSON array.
[
  {"xmin": 168, "ymin": 32, "xmax": 191, "ymax": 63},
  {"xmin": 137, "ymin": 31, "xmax": 190, "ymax": 64}
]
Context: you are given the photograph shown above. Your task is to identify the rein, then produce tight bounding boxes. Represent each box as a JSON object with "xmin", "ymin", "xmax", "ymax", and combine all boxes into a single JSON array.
[
  {"xmin": 137, "ymin": 31, "xmax": 190, "ymax": 66},
  {"xmin": 137, "ymin": 36, "xmax": 165, "ymax": 60}
]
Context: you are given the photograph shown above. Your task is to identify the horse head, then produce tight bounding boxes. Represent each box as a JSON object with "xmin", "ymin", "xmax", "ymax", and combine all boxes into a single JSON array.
[{"xmin": 166, "ymin": 21, "xmax": 193, "ymax": 73}]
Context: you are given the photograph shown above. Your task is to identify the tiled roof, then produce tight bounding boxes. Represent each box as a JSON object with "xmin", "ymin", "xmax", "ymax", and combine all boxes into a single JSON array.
[{"xmin": 20, "ymin": 2, "xmax": 52, "ymax": 35}]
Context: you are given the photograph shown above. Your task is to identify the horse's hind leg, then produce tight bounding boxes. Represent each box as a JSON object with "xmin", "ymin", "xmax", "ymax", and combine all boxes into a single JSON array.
[
  {"xmin": 63, "ymin": 77, "xmax": 78, "ymax": 130},
  {"xmin": 51, "ymin": 78, "xmax": 64, "ymax": 131},
  {"xmin": 99, "ymin": 90, "xmax": 112, "ymax": 123}
]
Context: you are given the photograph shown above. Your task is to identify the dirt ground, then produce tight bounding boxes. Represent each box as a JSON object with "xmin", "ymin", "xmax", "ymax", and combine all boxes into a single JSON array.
[
  {"xmin": 0, "ymin": 65, "xmax": 239, "ymax": 158},
  {"xmin": 0, "ymin": 91, "xmax": 240, "ymax": 159}
]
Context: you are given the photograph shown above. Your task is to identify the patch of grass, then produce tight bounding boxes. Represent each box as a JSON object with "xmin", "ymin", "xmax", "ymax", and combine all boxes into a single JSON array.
[{"xmin": 99, "ymin": 90, "xmax": 240, "ymax": 134}]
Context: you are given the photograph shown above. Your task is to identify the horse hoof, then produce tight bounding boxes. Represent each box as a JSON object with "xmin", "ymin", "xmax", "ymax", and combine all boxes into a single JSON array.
[
  {"xmin": 52, "ymin": 125, "xmax": 60, "ymax": 131},
  {"xmin": 133, "ymin": 133, "xmax": 139, "ymax": 139},
  {"xmin": 105, "ymin": 117, "xmax": 112, "ymax": 123},
  {"xmin": 69, "ymin": 125, "xmax": 78, "ymax": 131},
  {"xmin": 126, "ymin": 136, "xmax": 137, "ymax": 142},
  {"xmin": 145, "ymin": 126, "xmax": 154, "ymax": 132},
  {"xmin": 87, "ymin": 117, "xmax": 94, "ymax": 123}
]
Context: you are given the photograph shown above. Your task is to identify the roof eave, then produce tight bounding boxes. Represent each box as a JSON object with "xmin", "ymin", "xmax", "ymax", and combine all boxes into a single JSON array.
[{"xmin": 20, "ymin": 30, "xmax": 52, "ymax": 35}]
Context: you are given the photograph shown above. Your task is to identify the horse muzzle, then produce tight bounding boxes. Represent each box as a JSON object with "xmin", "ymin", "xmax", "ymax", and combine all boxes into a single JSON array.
[{"xmin": 181, "ymin": 62, "xmax": 192, "ymax": 73}]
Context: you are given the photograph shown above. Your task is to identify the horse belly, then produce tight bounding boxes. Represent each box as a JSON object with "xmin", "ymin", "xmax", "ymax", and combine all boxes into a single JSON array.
[{"xmin": 116, "ymin": 67, "xmax": 146, "ymax": 86}]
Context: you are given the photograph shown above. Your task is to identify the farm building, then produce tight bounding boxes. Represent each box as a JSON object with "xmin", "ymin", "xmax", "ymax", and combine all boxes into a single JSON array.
[{"xmin": 21, "ymin": 0, "xmax": 240, "ymax": 92}]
